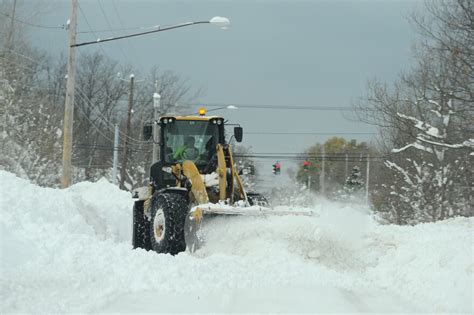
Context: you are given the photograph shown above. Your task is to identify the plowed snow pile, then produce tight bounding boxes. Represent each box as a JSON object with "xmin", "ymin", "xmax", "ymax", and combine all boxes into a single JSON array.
[{"xmin": 0, "ymin": 171, "xmax": 472, "ymax": 313}]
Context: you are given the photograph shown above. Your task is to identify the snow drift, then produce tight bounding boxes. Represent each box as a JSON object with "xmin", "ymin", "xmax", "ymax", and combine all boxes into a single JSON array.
[{"xmin": 0, "ymin": 171, "xmax": 472, "ymax": 313}]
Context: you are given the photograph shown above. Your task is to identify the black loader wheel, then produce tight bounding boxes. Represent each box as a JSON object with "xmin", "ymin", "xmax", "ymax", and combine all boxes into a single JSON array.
[
  {"xmin": 132, "ymin": 200, "xmax": 151, "ymax": 250},
  {"xmin": 247, "ymin": 193, "xmax": 270, "ymax": 207},
  {"xmin": 150, "ymin": 192, "xmax": 189, "ymax": 255}
]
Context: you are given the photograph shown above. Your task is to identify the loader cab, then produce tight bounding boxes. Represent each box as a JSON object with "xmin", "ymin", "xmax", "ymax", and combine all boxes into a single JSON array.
[
  {"xmin": 159, "ymin": 116, "xmax": 225, "ymax": 167},
  {"xmin": 148, "ymin": 115, "xmax": 227, "ymax": 189}
]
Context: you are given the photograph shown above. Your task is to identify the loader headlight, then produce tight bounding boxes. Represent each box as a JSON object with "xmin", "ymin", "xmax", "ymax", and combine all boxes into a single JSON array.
[{"xmin": 161, "ymin": 118, "xmax": 175, "ymax": 124}]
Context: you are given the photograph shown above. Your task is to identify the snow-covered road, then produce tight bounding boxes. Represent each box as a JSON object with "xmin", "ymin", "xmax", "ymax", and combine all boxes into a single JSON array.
[{"xmin": 1, "ymin": 171, "xmax": 472, "ymax": 313}]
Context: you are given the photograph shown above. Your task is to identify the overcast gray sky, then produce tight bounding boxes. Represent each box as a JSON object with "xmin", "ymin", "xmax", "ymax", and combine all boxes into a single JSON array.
[{"xmin": 26, "ymin": 0, "xmax": 419, "ymax": 175}]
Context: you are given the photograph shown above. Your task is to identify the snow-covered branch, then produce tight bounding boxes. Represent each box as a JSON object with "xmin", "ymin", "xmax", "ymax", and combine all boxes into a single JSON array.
[
  {"xmin": 396, "ymin": 112, "xmax": 443, "ymax": 139},
  {"xmin": 385, "ymin": 160, "xmax": 415, "ymax": 188},
  {"xmin": 391, "ymin": 142, "xmax": 434, "ymax": 154},
  {"xmin": 416, "ymin": 136, "xmax": 468, "ymax": 149}
]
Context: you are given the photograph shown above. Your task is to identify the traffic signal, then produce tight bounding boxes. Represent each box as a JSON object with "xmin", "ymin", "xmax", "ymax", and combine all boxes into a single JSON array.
[
  {"xmin": 303, "ymin": 160, "xmax": 310, "ymax": 170},
  {"xmin": 273, "ymin": 162, "xmax": 281, "ymax": 175}
]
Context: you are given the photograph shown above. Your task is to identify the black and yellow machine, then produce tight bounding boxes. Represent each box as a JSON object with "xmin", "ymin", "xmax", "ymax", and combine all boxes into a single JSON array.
[
  {"xmin": 132, "ymin": 108, "xmax": 313, "ymax": 255},
  {"xmin": 132, "ymin": 108, "xmax": 268, "ymax": 254}
]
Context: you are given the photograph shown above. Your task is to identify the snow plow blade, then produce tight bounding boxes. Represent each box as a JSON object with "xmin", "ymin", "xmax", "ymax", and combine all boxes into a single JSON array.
[{"xmin": 190, "ymin": 204, "xmax": 316, "ymax": 220}]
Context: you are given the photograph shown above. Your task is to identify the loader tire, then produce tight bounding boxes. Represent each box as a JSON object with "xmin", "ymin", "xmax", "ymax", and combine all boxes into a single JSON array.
[
  {"xmin": 150, "ymin": 192, "xmax": 189, "ymax": 255},
  {"xmin": 132, "ymin": 200, "xmax": 151, "ymax": 250},
  {"xmin": 247, "ymin": 193, "xmax": 270, "ymax": 207}
]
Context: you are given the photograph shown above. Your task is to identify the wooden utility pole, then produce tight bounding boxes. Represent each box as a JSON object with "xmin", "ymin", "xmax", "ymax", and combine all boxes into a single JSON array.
[
  {"xmin": 320, "ymin": 146, "xmax": 326, "ymax": 196},
  {"xmin": 120, "ymin": 75, "xmax": 135, "ymax": 190},
  {"xmin": 6, "ymin": 0, "xmax": 17, "ymax": 51},
  {"xmin": 345, "ymin": 153, "xmax": 349, "ymax": 179},
  {"xmin": 3, "ymin": 0, "xmax": 17, "ymax": 122},
  {"xmin": 61, "ymin": 0, "xmax": 78, "ymax": 188},
  {"xmin": 112, "ymin": 124, "xmax": 119, "ymax": 185},
  {"xmin": 366, "ymin": 154, "xmax": 370, "ymax": 203}
]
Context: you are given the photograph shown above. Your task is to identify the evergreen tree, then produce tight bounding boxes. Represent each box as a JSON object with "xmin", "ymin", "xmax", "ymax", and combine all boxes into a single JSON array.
[{"xmin": 343, "ymin": 166, "xmax": 364, "ymax": 194}]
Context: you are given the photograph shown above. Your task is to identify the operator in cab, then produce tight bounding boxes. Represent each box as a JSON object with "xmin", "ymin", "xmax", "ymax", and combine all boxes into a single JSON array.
[{"xmin": 173, "ymin": 136, "xmax": 200, "ymax": 161}]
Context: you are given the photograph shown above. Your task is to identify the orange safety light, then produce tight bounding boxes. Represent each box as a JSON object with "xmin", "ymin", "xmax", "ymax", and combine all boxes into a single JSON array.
[{"xmin": 198, "ymin": 107, "xmax": 206, "ymax": 116}]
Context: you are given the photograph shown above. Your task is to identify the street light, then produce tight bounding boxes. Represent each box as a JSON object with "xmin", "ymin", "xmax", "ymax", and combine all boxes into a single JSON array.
[
  {"xmin": 72, "ymin": 16, "xmax": 231, "ymax": 47},
  {"xmin": 209, "ymin": 16, "xmax": 230, "ymax": 29},
  {"xmin": 62, "ymin": 12, "xmax": 229, "ymax": 188}
]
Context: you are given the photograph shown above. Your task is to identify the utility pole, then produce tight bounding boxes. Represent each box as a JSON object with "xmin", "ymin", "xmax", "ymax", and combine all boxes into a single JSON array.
[
  {"xmin": 3, "ymin": 0, "xmax": 17, "ymax": 124},
  {"xmin": 320, "ymin": 147, "xmax": 326, "ymax": 196},
  {"xmin": 61, "ymin": 0, "xmax": 78, "ymax": 188},
  {"xmin": 345, "ymin": 153, "xmax": 349, "ymax": 179},
  {"xmin": 307, "ymin": 173, "xmax": 311, "ymax": 193},
  {"xmin": 112, "ymin": 124, "xmax": 119, "ymax": 185},
  {"xmin": 152, "ymin": 92, "xmax": 161, "ymax": 164},
  {"xmin": 120, "ymin": 74, "xmax": 135, "ymax": 190},
  {"xmin": 6, "ymin": 0, "xmax": 17, "ymax": 51},
  {"xmin": 366, "ymin": 154, "xmax": 370, "ymax": 203}
]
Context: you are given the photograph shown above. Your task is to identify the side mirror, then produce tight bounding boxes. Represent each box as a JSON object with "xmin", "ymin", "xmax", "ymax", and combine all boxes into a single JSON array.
[
  {"xmin": 234, "ymin": 126, "xmax": 243, "ymax": 142},
  {"xmin": 143, "ymin": 124, "xmax": 153, "ymax": 141}
]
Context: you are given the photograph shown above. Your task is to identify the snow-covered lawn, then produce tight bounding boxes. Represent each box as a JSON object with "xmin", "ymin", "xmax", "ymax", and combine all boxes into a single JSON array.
[{"xmin": 1, "ymin": 171, "xmax": 472, "ymax": 313}]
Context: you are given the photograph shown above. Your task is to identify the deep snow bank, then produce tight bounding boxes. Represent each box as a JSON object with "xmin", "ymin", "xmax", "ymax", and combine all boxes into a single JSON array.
[{"xmin": 0, "ymin": 171, "xmax": 472, "ymax": 313}]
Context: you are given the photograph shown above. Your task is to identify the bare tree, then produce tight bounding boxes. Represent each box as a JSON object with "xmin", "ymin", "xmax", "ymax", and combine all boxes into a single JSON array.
[
  {"xmin": 0, "ymin": 2, "xmax": 66, "ymax": 186},
  {"xmin": 73, "ymin": 52, "xmax": 130, "ymax": 180},
  {"xmin": 354, "ymin": 0, "xmax": 473, "ymax": 224},
  {"xmin": 122, "ymin": 66, "xmax": 202, "ymax": 189}
]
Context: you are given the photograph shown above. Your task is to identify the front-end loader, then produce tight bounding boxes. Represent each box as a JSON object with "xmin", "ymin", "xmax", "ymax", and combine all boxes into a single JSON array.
[{"xmin": 132, "ymin": 109, "xmax": 311, "ymax": 255}]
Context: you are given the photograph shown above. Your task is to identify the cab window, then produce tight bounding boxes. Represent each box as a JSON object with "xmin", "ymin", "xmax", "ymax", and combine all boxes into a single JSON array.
[{"xmin": 163, "ymin": 120, "xmax": 219, "ymax": 165}]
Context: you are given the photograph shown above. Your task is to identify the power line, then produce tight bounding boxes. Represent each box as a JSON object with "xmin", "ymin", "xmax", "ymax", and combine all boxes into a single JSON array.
[
  {"xmin": 234, "ymin": 153, "xmax": 386, "ymax": 160},
  {"xmin": 234, "ymin": 155, "xmax": 385, "ymax": 162},
  {"xmin": 73, "ymin": 142, "xmax": 381, "ymax": 159},
  {"xmin": 74, "ymin": 89, "xmax": 148, "ymax": 146},
  {"xmin": 246, "ymin": 131, "xmax": 375, "ymax": 136},
  {"xmin": 1, "ymin": 54, "xmax": 373, "ymax": 144},
  {"xmin": 77, "ymin": 25, "xmax": 158, "ymax": 34},
  {"xmin": 77, "ymin": 3, "xmax": 110, "ymax": 58},
  {"xmin": 237, "ymin": 152, "xmax": 377, "ymax": 155},
  {"xmin": 2, "ymin": 50, "xmax": 148, "ymax": 146},
  {"xmin": 74, "ymin": 143, "xmax": 151, "ymax": 153},
  {"xmin": 72, "ymin": 20, "xmax": 211, "ymax": 47},
  {"xmin": 75, "ymin": 85, "xmax": 150, "ymax": 145},
  {"xmin": 0, "ymin": 11, "xmax": 64, "ymax": 29},
  {"xmin": 73, "ymin": 99, "xmax": 116, "ymax": 144},
  {"xmin": 2, "ymin": 48, "xmax": 46, "ymax": 65},
  {"xmin": 191, "ymin": 103, "xmax": 358, "ymax": 111},
  {"xmin": 72, "ymin": 164, "xmax": 113, "ymax": 168},
  {"xmin": 97, "ymin": 0, "xmax": 130, "ymax": 62},
  {"xmin": 110, "ymin": 0, "xmax": 140, "ymax": 62}
]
